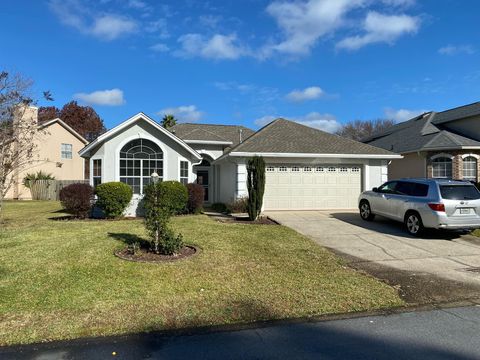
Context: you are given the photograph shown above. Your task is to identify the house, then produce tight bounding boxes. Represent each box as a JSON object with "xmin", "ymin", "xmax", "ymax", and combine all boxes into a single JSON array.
[
  {"xmin": 79, "ymin": 112, "xmax": 400, "ymax": 215},
  {"xmin": 363, "ymin": 102, "xmax": 480, "ymax": 182},
  {"xmin": 5, "ymin": 107, "xmax": 88, "ymax": 200}
]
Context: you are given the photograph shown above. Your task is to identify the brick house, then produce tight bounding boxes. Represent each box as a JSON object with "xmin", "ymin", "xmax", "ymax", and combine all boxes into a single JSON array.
[{"xmin": 363, "ymin": 102, "xmax": 480, "ymax": 182}]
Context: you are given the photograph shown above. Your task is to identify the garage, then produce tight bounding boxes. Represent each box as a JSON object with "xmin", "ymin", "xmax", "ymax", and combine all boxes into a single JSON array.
[{"xmin": 263, "ymin": 164, "xmax": 362, "ymax": 210}]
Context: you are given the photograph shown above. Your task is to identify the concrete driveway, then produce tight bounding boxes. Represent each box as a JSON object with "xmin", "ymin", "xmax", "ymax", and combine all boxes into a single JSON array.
[{"xmin": 266, "ymin": 211, "xmax": 480, "ymax": 291}]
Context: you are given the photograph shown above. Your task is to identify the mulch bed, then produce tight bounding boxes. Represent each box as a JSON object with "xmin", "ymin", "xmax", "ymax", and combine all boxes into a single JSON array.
[
  {"xmin": 115, "ymin": 245, "xmax": 199, "ymax": 263},
  {"xmin": 214, "ymin": 215, "xmax": 279, "ymax": 225}
]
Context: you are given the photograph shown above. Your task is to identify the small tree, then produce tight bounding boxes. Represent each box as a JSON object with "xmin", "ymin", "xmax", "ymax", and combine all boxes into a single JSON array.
[
  {"xmin": 0, "ymin": 71, "xmax": 52, "ymax": 214},
  {"xmin": 246, "ymin": 156, "xmax": 266, "ymax": 221},
  {"xmin": 143, "ymin": 181, "xmax": 186, "ymax": 255},
  {"xmin": 161, "ymin": 114, "xmax": 177, "ymax": 129}
]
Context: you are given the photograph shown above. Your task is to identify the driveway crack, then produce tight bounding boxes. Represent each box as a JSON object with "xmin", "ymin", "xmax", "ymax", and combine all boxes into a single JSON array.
[{"xmin": 357, "ymin": 235, "xmax": 397, "ymax": 259}]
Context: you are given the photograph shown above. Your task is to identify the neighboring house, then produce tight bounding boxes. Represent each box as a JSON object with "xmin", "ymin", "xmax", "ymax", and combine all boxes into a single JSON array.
[
  {"xmin": 79, "ymin": 112, "xmax": 399, "ymax": 215},
  {"xmin": 364, "ymin": 102, "xmax": 480, "ymax": 182},
  {"xmin": 5, "ymin": 107, "xmax": 88, "ymax": 200}
]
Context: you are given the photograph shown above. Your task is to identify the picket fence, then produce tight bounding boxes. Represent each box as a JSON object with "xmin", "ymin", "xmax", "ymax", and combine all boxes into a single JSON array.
[{"xmin": 28, "ymin": 180, "xmax": 89, "ymax": 201}]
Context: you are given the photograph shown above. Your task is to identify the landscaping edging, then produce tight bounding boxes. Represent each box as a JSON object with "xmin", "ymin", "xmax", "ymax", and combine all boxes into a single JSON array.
[{"xmin": 114, "ymin": 245, "xmax": 200, "ymax": 263}]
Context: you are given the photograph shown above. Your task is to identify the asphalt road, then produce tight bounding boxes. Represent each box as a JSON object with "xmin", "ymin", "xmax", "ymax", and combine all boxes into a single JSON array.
[{"xmin": 2, "ymin": 306, "xmax": 480, "ymax": 360}]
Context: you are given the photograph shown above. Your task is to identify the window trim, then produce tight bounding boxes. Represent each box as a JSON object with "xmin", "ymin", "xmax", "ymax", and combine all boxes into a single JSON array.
[
  {"xmin": 92, "ymin": 158, "xmax": 102, "ymax": 187},
  {"xmin": 117, "ymin": 137, "xmax": 164, "ymax": 195},
  {"xmin": 431, "ymin": 156, "xmax": 453, "ymax": 179},
  {"xmin": 463, "ymin": 156, "xmax": 477, "ymax": 181},
  {"xmin": 179, "ymin": 159, "xmax": 189, "ymax": 185},
  {"xmin": 61, "ymin": 143, "xmax": 73, "ymax": 160}
]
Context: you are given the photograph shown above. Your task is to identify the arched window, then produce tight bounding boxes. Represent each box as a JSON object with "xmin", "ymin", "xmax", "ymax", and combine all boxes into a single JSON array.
[
  {"xmin": 431, "ymin": 156, "xmax": 452, "ymax": 179},
  {"xmin": 463, "ymin": 156, "xmax": 478, "ymax": 181},
  {"xmin": 119, "ymin": 139, "xmax": 163, "ymax": 194}
]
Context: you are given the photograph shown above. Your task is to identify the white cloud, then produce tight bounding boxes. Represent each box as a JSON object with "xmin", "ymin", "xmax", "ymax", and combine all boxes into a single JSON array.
[
  {"xmin": 264, "ymin": 0, "xmax": 366, "ymax": 57},
  {"xmin": 286, "ymin": 86, "xmax": 324, "ymax": 102},
  {"xmin": 150, "ymin": 43, "xmax": 170, "ymax": 52},
  {"xmin": 438, "ymin": 44, "xmax": 475, "ymax": 56},
  {"xmin": 74, "ymin": 88, "xmax": 125, "ymax": 106},
  {"xmin": 157, "ymin": 105, "xmax": 203, "ymax": 122},
  {"xmin": 177, "ymin": 33, "xmax": 246, "ymax": 60},
  {"xmin": 91, "ymin": 15, "xmax": 138, "ymax": 41},
  {"xmin": 255, "ymin": 112, "xmax": 342, "ymax": 133},
  {"xmin": 384, "ymin": 107, "xmax": 427, "ymax": 122},
  {"xmin": 48, "ymin": 0, "xmax": 137, "ymax": 41},
  {"xmin": 337, "ymin": 11, "xmax": 420, "ymax": 51}
]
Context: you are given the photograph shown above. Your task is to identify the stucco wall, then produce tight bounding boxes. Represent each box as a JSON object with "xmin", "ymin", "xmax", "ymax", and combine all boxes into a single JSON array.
[
  {"xmin": 388, "ymin": 153, "xmax": 426, "ymax": 180},
  {"xmin": 5, "ymin": 121, "xmax": 86, "ymax": 199}
]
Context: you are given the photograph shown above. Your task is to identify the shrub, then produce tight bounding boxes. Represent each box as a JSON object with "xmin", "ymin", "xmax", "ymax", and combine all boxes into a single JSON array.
[
  {"xmin": 23, "ymin": 171, "xmax": 55, "ymax": 188},
  {"xmin": 186, "ymin": 183, "xmax": 204, "ymax": 214},
  {"xmin": 143, "ymin": 182, "xmax": 184, "ymax": 255},
  {"xmin": 159, "ymin": 181, "xmax": 188, "ymax": 215},
  {"xmin": 95, "ymin": 182, "xmax": 133, "ymax": 218},
  {"xmin": 211, "ymin": 202, "xmax": 229, "ymax": 214},
  {"xmin": 59, "ymin": 183, "xmax": 94, "ymax": 218},
  {"xmin": 247, "ymin": 156, "xmax": 266, "ymax": 220},
  {"xmin": 228, "ymin": 196, "xmax": 249, "ymax": 213}
]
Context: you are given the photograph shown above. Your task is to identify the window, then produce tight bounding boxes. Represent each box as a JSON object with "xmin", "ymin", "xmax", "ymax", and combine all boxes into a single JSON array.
[
  {"xmin": 180, "ymin": 161, "xmax": 189, "ymax": 185},
  {"xmin": 291, "ymin": 166, "xmax": 300, "ymax": 172},
  {"xmin": 279, "ymin": 166, "xmax": 288, "ymax": 172},
  {"xmin": 352, "ymin": 167, "xmax": 360, "ymax": 173},
  {"xmin": 315, "ymin": 166, "xmax": 324, "ymax": 172},
  {"xmin": 266, "ymin": 166, "xmax": 275, "ymax": 172},
  {"xmin": 339, "ymin": 167, "xmax": 348, "ymax": 173},
  {"xmin": 61, "ymin": 143, "xmax": 72, "ymax": 159},
  {"xmin": 92, "ymin": 159, "xmax": 102, "ymax": 187},
  {"xmin": 328, "ymin": 167, "xmax": 336, "ymax": 172},
  {"xmin": 303, "ymin": 166, "xmax": 312, "ymax": 172},
  {"xmin": 432, "ymin": 156, "xmax": 452, "ymax": 178},
  {"xmin": 440, "ymin": 185, "xmax": 480, "ymax": 200},
  {"xmin": 463, "ymin": 156, "xmax": 477, "ymax": 181},
  {"xmin": 377, "ymin": 181, "xmax": 398, "ymax": 194},
  {"xmin": 119, "ymin": 139, "xmax": 163, "ymax": 194},
  {"xmin": 395, "ymin": 181, "xmax": 429, "ymax": 197}
]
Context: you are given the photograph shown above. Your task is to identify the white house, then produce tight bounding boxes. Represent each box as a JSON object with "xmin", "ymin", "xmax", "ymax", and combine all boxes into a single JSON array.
[{"xmin": 79, "ymin": 112, "xmax": 401, "ymax": 215}]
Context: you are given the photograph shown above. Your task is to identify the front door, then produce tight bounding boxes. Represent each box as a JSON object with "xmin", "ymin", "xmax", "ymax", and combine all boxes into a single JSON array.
[{"xmin": 196, "ymin": 170, "xmax": 209, "ymax": 202}]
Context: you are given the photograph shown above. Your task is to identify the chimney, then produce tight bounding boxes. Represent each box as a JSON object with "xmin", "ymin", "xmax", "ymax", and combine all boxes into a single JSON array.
[{"xmin": 13, "ymin": 104, "xmax": 38, "ymax": 127}]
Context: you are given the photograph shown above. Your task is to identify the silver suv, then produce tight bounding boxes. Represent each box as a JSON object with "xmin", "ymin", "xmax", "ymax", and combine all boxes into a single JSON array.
[{"xmin": 358, "ymin": 178, "xmax": 480, "ymax": 236}]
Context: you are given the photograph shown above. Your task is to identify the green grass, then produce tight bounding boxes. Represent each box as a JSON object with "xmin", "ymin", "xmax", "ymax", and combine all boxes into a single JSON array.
[{"xmin": 0, "ymin": 201, "xmax": 403, "ymax": 346}]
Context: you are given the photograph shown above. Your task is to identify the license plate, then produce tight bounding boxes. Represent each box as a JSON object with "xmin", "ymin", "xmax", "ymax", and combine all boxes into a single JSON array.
[{"xmin": 460, "ymin": 208, "xmax": 471, "ymax": 214}]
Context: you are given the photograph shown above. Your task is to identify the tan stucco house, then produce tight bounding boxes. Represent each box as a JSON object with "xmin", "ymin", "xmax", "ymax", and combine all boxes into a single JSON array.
[
  {"xmin": 6, "ymin": 107, "xmax": 88, "ymax": 200},
  {"xmin": 364, "ymin": 101, "xmax": 480, "ymax": 182}
]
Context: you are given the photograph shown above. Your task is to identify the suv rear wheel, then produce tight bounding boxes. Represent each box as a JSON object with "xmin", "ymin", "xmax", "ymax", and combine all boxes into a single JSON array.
[
  {"xmin": 360, "ymin": 200, "xmax": 375, "ymax": 221},
  {"xmin": 405, "ymin": 212, "xmax": 424, "ymax": 236}
]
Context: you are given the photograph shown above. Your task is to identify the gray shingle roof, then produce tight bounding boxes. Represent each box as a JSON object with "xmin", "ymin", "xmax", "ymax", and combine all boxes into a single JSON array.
[
  {"xmin": 364, "ymin": 102, "xmax": 480, "ymax": 153},
  {"xmin": 171, "ymin": 123, "xmax": 254, "ymax": 146},
  {"xmin": 229, "ymin": 118, "xmax": 396, "ymax": 155}
]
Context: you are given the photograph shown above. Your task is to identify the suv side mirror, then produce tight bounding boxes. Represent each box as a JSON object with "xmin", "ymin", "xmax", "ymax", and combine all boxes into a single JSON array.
[{"xmin": 372, "ymin": 187, "xmax": 379, "ymax": 192}]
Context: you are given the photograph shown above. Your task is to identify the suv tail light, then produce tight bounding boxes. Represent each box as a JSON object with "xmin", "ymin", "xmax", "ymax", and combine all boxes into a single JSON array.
[{"xmin": 428, "ymin": 203, "xmax": 445, "ymax": 212}]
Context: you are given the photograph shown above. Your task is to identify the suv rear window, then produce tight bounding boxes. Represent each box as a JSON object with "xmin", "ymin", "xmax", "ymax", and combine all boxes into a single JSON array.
[
  {"xmin": 439, "ymin": 185, "xmax": 480, "ymax": 200},
  {"xmin": 395, "ymin": 181, "xmax": 429, "ymax": 197}
]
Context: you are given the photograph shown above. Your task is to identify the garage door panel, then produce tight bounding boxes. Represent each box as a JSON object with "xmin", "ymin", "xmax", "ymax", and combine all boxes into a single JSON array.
[{"xmin": 264, "ymin": 165, "xmax": 361, "ymax": 210}]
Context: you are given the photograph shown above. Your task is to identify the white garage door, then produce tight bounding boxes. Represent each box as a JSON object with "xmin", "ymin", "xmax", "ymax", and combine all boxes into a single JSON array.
[{"xmin": 263, "ymin": 164, "xmax": 362, "ymax": 210}]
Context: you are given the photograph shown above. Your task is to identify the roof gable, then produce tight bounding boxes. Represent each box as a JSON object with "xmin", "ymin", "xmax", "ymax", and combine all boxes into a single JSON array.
[
  {"xmin": 38, "ymin": 118, "xmax": 88, "ymax": 145},
  {"xmin": 79, "ymin": 113, "xmax": 202, "ymax": 159}
]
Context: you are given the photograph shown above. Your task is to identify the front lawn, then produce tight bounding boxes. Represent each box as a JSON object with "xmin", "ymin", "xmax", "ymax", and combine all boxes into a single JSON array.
[{"xmin": 0, "ymin": 201, "xmax": 403, "ymax": 346}]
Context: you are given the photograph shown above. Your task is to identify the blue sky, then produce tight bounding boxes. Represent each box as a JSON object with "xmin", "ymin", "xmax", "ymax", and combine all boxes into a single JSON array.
[{"xmin": 2, "ymin": 0, "xmax": 479, "ymax": 132}]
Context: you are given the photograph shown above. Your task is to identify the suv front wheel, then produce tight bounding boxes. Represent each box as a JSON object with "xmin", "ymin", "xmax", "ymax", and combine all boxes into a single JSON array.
[
  {"xmin": 360, "ymin": 200, "xmax": 375, "ymax": 221},
  {"xmin": 405, "ymin": 212, "xmax": 424, "ymax": 236}
]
